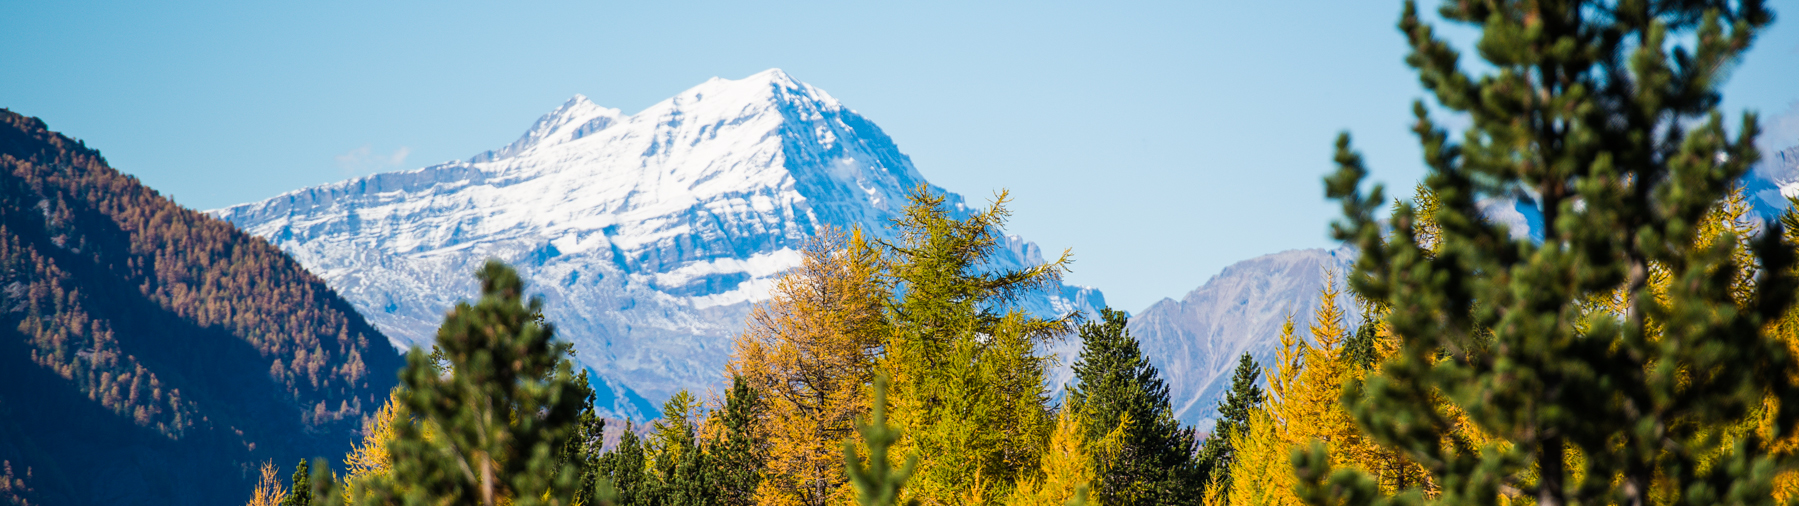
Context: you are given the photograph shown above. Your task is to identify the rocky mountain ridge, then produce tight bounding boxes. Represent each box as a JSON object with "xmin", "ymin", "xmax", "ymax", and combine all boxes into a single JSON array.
[{"xmin": 215, "ymin": 69, "xmax": 1104, "ymax": 419}]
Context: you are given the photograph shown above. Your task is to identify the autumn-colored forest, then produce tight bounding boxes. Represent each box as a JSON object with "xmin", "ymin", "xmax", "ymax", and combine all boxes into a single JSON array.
[
  {"xmin": 0, "ymin": 109, "xmax": 403, "ymax": 505},
  {"xmin": 239, "ymin": 2, "xmax": 1799, "ymax": 506},
  {"xmin": 8, "ymin": 1, "xmax": 1799, "ymax": 506}
]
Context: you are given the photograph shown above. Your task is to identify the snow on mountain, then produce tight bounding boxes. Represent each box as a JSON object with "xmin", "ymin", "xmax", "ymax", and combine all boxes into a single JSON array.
[
  {"xmin": 212, "ymin": 69, "xmax": 1103, "ymax": 419},
  {"xmin": 1127, "ymin": 247, "xmax": 1356, "ymax": 430},
  {"xmin": 1745, "ymin": 145, "xmax": 1799, "ymax": 219}
]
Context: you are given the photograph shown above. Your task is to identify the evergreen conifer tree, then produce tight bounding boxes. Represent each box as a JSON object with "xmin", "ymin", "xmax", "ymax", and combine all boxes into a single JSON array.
[
  {"xmin": 1317, "ymin": 1, "xmax": 1799, "ymax": 504},
  {"xmin": 599, "ymin": 421, "xmax": 656, "ymax": 506},
  {"xmin": 280, "ymin": 460, "xmax": 312, "ymax": 506},
  {"xmin": 844, "ymin": 378, "xmax": 918, "ymax": 506},
  {"xmin": 332, "ymin": 261, "xmax": 588, "ymax": 506},
  {"xmin": 1193, "ymin": 353, "xmax": 1263, "ymax": 496},
  {"xmin": 560, "ymin": 371, "xmax": 611, "ymax": 506},
  {"xmin": 706, "ymin": 375, "xmax": 766, "ymax": 506},
  {"xmin": 1066, "ymin": 308, "xmax": 1200, "ymax": 505}
]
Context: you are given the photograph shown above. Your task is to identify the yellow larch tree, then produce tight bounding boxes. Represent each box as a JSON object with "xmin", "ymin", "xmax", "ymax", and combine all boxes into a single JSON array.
[
  {"xmin": 1003, "ymin": 406, "xmax": 1119, "ymax": 506},
  {"xmin": 729, "ymin": 227, "xmax": 888, "ymax": 506},
  {"xmin": 876, "ymin": 189, "xmax": 1068, "ymax": 506},
  {"xmin": 340, "ymin": 388, "xmax": 405, "ymax": 501},
  {"xmin": 1223, "ymin": 275, "xmax": 1421, "ymax": 506},
  {"xmin": 244, "ymin": 461, "xmax": 289, "ymax": 506}
]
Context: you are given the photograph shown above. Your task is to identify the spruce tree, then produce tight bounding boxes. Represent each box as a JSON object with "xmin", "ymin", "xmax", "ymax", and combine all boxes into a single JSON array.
[
  {"xmin": 560, "ymin": 370, "xmax": 611, "ymax": 506},
  {"xmin": 334, "ymin": 261, "xmax": 588, "ymax": 506},
  {"xmin": 1342, "ymin": 314, "xmax": 1380, "ymax": 372},
  {"xmin": 280, "ymin": 460, "xmax": 312, "ymax": 506},
  {"xmin": 705, "ymin": 375, "xmax": 765, "ymax": 506},
  {"xmin": 1193, "ymin": 352, "xmax": 1263, "ymax": 496},
  {"xmin": 599, "ymin": 421, "xmax": 656, "ymax": 506},
  {"xmin": 844, "ymin": 378, "xmax": 918, "ymax": 506},
  {"xmin": 1066, "ymin": 308, "xmax": 1200, "ymax": 505},
  {"xmin": 1316, "ymin": 1, "xmax": 1799, "ymax": 505}
]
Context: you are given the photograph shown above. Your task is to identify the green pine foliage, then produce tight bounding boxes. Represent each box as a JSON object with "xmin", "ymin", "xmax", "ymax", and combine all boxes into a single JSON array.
[
  {"xmin": 1341, "ymin": 313, "xmax": 1380, "ymax": 373},
  {"xmin": 561, "ymin": 371, "xmax": 613, "ymax": 506},
  {"xmin": 1066, "ymin": 308, "xmax": 1201, "ymax": 505},
  {"xmin": 1193, "ymin": 352, "xmax": 1263, "ymax": 497},
  {"xmin": 598, "ymin": 421, "xmax": 655, "ymax": 506},
  {"xmin": 332, "ymin": 261, "xmax": 588, "ymax": 506},
  {"xmin": 280, "ymin": 460, "xmax": 311, "ymax": 506},
  {"xmin": 844, "ymin": 378, "xmax": 918, "ymax": 506},
  {"xmin": 706, "ymin": 375, "xmax": 766, "ymax": 506},
  {"xmin": 1319, "ymin": 1, "xmax": 1798, "ymax": 505}
]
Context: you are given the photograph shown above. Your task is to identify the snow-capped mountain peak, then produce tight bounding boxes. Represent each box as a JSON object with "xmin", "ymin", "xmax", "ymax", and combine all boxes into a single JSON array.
[{"xmin": 214, "ymin": 69, "xmax": 1100, "ymax": 419}]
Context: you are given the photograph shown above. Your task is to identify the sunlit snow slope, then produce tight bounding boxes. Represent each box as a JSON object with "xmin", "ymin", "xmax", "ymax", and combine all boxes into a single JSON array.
[{"xmin": 213, "ymin": 69, "xmax": 1104, "ymax": 419}]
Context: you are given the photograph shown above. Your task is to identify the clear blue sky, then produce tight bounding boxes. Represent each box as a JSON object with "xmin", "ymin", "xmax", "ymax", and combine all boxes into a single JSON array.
[{"xmin": 4, "ymin": 1, "xmax": 1796, "ymax": 312}]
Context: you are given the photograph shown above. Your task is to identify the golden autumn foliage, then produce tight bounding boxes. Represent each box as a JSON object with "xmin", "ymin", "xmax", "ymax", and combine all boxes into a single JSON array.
[
  {"xmin": 245, "ymin": 461, "xmax": 290, "ymax": 506},
  {"xmin": 731, "ymin": 227, "xmax": 888, "ymax": 506},
  {"xmin": 732, "ymin": 189, "xmax": 1080, "ymax": 506},
  {"xmin": 1003, "ymin": 407, "xmax": 1115, "ymax": 506},
  {"xmin": 340, "ymin": 388, "xmax": 406, "ymax": 502},
  {"xmin": 1224, "ymin": 276, "xmax": 1423, "ymax": 506},
  {"xmin": 0, "ymin": 109, "xmax": 399, "ymax": 443}
]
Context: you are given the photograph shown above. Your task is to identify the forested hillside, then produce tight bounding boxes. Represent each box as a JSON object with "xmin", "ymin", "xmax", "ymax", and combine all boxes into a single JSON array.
[{"xmin": 0, "ymin": 109, "xmax": 403, "ymax": 506}]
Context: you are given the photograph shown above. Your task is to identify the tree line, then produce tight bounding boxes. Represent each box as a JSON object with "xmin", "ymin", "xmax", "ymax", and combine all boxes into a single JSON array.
[{"xmin": 243, "ymin": 1, "xmax": 1799, "ymax": 505}]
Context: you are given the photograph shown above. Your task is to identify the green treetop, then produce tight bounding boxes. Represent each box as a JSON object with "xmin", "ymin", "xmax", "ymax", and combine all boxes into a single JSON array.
[
  {"xmin": 1316, "ymin": 1, "xmax": 1798, "ymax": 505},
  {"xmin": 877, "ymin": 186, "xmax": 1073, "ymax": 501},
  {"xmin": 1193, "ymin": 352, "xmax": 1263, "ymax": 498},
  {"xmin": 844, "ymin": 377, "xmax": 918, "ymax": 506},
  {"xmin": 1067, "ymin": 308, "xmax": 1201, "ymax": 505},
  {"xmin": 705, "ymin": 375, "xmax": 767, "ymax": 506},
  {"xmin": 327, "ymin": 260, "xmax": 589, "ymax": 506}
]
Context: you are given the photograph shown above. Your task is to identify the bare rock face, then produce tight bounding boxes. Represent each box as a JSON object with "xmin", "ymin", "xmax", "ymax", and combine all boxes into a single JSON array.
[
  {"xmin": 1127, "ymin": 247, "xmax": 1355, "ymax": 430},
  {"xmin": 213, "ymin": 69, "xmax": 1103, "ymax": 419}
]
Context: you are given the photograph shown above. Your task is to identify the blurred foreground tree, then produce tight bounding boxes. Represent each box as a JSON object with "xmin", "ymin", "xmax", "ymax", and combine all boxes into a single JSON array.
[
  {"xmin": 320, "ymin": 261, "xmax": 591, "ymax": 506},
  {"xmin": 1317, "ymin": 0, "xmax": 1799, "ymax": 504}
]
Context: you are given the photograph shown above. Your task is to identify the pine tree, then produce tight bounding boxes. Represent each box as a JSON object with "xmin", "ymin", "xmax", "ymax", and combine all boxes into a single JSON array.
[
  {"xmin": 329, "ymin": 260, "xmax": 588, "ymax": 506},
  {"xmin": 844, "ymin": 378, "xmax": 918, "ymax": 506},
  {"xmin": 705, "ymin": 375, "xmax": 766, "ymax": 506},
  {"xmin": 1066, "ymin": 308, "xmax": 1199, "ymax": 505},
  {"xmin": 599, "ymin": 421, "xmax": 656, "ymax": 506},
  {"xmin": 1319, "ymin": 1, "xmax": 1798, "ymax": 504},
  {"xmin": 280, "ymin": 460, "xmax": 311, "ymax": 506},
  {"xmin": 1193, "ymin": 352, "xmax": 1263, "ymax": 497},
  {"xmin": 561, "ymin": 370, "xmax": 612, "ymax": 506}
]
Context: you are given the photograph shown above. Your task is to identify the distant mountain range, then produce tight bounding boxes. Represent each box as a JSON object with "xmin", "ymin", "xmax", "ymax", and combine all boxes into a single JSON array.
[
  {"xmin": 4, "ymin": 73, "xmax": 1794, "ymax": 506},
  {"xmin": 1128, "ymin": 248, "xmax": 1355, "ymax": 428},
  {"xmin": 213, "ymin": 69, "xmax": 1104, "ymax": 420},
  {"xmin": 0, "ymin": 110, "xmax": 403, "ymax": 506},
  {"xmin": 210, "ymin": 69, "xmax": 1799, "ymax": 430}
]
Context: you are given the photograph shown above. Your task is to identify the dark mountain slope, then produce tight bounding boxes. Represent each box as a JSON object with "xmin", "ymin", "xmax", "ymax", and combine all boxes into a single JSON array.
[{"xmin": 0, "ymin": 109, "xmax": 404, "ymax": 506}]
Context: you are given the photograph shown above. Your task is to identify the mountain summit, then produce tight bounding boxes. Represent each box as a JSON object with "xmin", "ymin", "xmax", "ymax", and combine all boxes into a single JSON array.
[{"xmin": 215, "ymin": 69, "xmax": 1104, "ymax": 418}]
